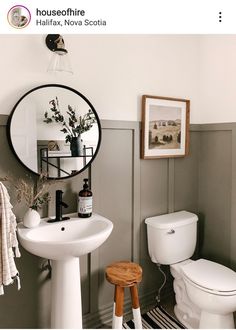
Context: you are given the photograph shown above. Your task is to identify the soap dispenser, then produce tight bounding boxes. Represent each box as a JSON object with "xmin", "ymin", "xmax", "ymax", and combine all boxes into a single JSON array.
[{"xmin": 78, "ymin": 178, "xmax": 92, "ymax": 218}]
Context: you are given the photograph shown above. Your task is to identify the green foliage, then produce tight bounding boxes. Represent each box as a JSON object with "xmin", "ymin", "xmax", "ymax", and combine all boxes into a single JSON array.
[{"xmin": 44, "ymin": 97, "xmax": 96, "ymax": 144}]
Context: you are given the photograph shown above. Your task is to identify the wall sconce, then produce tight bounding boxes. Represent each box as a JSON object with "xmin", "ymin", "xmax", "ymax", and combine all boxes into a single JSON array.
[{"xmin": 45, "ymin": 34, "xmax": 73, "ymax": 74}]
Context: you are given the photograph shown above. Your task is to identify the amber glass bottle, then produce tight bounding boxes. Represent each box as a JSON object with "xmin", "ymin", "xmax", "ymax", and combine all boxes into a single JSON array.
[{"xmin": 78, "ymin": 179, "xmax": 92, "ymax": 218}]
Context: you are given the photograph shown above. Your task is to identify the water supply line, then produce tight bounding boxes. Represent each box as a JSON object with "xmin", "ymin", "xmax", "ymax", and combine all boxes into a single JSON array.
[
  {"xmin": 40, "ymin": 259, "xmax": 52, "ymax": 278},
  {"xmin": 156, "ymin": 263, "xmax": 167, "ymax": 305}
]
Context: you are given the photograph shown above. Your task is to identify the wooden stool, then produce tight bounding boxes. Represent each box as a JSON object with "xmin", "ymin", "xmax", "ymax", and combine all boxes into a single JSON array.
[{"xmin": 105, "ymin": 261, "xmax": 142, "ymax": 329}]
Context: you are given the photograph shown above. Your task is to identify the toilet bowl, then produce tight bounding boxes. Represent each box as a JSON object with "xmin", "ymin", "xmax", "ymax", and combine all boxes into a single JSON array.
[
  {"xmin": 170, "ymin": 260, "xmax": 201, "ymax": 329},
  {"xmin": 145, "ymin": 211, "xmax": 236, "ymax": 329},
  {"xmin": 181, "ymin": 259, "xmax": 236, "ymax": 329}
]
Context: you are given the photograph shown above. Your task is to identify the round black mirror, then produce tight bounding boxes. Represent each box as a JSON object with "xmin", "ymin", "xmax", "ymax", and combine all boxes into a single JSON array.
[{"xmin": 8, "ymin": 84, "xmax": 101, "ymax": 179}]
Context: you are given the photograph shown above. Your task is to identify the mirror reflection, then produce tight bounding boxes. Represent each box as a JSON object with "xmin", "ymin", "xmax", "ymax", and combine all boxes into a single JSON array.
[{"xmin": 9, "ymin": 85, "xmax": 101, "ymax": 179}]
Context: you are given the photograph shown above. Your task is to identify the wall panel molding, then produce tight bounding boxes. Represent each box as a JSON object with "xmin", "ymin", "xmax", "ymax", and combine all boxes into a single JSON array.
[
  {"xmin": 100, "ymin": 120, "xmax": 141, "ymax": 262},
  {"xmin": 191, "ymin": 123, "xmax": 235, "ymax": 269},
  {"xmin": 230, "ymin": 128, "xmax": 236, "ymax": 269},
  {"xmin": 168, "ymin": 159, "xmax": 175, "ymax": 213},
  {"xmin": 87, "ymin": 120, "xmax": 142, "ymax": 319},
  {"xmin": 1, "ymin": 115, "xmax": 235, "ymax": 328},
  {"xmin": 197, "ymin": 127, "xmax": 232, "ymax": 267},
  {"xmin": 0, "ymin": 115, "xmax": 8, "ymax": 126},
  {"xmin": 191, "ymin": 123, "xmax": 236, "ymax": 131},
  {"xmin": 87, "ymin": 121, "xmax": 236, "ymax": 325}
]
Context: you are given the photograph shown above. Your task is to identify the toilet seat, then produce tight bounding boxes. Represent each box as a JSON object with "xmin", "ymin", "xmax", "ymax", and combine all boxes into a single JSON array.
[{"xmin": 181, "ymin": 259, "xmax": 236, "ymax": 296}]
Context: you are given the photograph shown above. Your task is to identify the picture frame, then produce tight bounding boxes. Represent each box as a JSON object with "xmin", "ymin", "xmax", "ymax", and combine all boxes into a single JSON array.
[{"xmin": 141, "ymin": 95, "xmax": 190, "ymax": 159}]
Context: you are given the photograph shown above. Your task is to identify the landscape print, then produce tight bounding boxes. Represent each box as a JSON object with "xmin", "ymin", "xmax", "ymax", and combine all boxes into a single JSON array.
[{"xmin": 149, "ymin": 105, "xmax": 181, "ymax": 149}]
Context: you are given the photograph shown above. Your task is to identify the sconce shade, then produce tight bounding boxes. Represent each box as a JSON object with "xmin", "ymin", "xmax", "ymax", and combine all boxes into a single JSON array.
[
  {"xmin": 46, "ymin": 34, "xmax": 73, "ymax": 74},
  {"xmin": 47, "ymin": 52, "xmax": 73, "ymax": 74}
]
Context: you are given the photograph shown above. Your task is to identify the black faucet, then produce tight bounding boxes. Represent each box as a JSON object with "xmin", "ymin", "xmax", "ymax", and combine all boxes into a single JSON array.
[{"xmin": 47, "ymin": 190, "xmax": 70, "ymax": 223}]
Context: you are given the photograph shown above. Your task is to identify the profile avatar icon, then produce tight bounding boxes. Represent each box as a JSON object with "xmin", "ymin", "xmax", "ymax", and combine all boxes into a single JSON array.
[{"xmin": 8, "ymin": 5, "xmax": 31, "ymax": 29}]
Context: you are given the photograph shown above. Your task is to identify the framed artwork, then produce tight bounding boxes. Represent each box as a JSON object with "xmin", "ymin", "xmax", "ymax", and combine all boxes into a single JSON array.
[{"xmin": 141, "ymin": 95, "xmax": 190, "ymax": 159}]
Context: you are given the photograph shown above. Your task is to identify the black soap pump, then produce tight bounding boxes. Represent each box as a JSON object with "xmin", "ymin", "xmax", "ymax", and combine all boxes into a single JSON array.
[{"xmin": 78, "ymin": 179, "xmax": 92, "ymax": 218}]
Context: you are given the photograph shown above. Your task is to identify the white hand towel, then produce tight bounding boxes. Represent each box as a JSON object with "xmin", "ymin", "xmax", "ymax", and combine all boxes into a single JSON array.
[{"xmin": 0, "ymin": 182, "xmax": 21, "ymax": 294}]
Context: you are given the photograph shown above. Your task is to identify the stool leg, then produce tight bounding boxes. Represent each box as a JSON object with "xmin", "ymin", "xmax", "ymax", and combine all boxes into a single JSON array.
[
  {"xmin": 130, "ymin": 285, "xmax": 142, "ymax": 329},
  {"xmin": 112, "ymin": 285, "xmax": 117, "ymax": 329},
  {"xmin": 113, "ymin": 285, "xmax": 124, "ymax": 329}
]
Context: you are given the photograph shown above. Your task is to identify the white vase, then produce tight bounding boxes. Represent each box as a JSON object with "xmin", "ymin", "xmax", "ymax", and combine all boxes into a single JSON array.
[{"xmin": 23, "ymin": 208, "xmax": 41, "ymax": 228}]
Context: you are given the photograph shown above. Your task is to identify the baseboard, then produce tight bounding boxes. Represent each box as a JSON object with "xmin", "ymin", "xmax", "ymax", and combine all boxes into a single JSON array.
[{"xmin": 83, "ymin": 282, "xmax": 173, "ymax": 329}]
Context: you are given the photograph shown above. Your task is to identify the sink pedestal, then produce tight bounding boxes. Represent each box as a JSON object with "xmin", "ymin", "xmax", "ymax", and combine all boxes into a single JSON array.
[
  {"xmin": 17, "ymin": 214, "xmax": 113, "ymax": 329},
  {"xmin": 51, "ymin": 258, "xmax": 82, "ymax": 329}
]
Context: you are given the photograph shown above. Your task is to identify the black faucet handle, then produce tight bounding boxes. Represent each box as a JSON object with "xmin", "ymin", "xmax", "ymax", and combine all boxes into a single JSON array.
[
  {"xmin": 61, "ymin": 201, "xmax": 68, "ymax": 208},
  {"xmin": 47, "ymin": 190, "xmax": 69, "ymax": 223}
]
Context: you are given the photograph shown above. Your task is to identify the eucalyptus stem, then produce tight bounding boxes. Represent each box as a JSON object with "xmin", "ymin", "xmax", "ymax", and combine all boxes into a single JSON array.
[
  {"xmin": 56, "ymin": 99, "xmax": 74, "ymax": 136},
  {"xmin": 44, "ymin": 98, "xmax": 96, "ymax": 143}
]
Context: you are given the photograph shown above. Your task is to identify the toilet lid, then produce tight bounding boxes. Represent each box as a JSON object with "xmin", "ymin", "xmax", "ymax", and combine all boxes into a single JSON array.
[{"xmin": 181, "ymin": 259, "xmax": 236, "ymax": 293}]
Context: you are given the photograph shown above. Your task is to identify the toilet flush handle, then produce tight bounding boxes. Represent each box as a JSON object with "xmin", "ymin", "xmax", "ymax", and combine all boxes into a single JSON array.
[{"xmin": 167, "ymin": 229, "xmax": 175, "ymax": 234}]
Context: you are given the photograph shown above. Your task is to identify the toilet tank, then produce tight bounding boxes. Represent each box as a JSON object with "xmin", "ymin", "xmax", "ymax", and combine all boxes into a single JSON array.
[{"xmin": 145, "ymin": 211, "xmax": 198, "ymax": 265}]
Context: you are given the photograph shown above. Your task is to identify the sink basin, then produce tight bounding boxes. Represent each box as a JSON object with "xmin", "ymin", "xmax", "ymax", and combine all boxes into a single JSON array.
[
  {"xmin": 17, "ymin": 213, "xmax": 113, "ymax": 329},
  {"xmin": 17, "ymin": 213, "xmax": 113, "ymax": 260}
]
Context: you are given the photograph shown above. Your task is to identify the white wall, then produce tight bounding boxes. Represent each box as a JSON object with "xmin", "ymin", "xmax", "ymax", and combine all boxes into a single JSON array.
[
  {"xmin": 197, "ymin": 35, "xmax": 236, "ymax": 124},
  {"xmin": 0, "ymin": 34, "xmax": 200, "ymax": 123},
  {"xmin": 3, "ymin": 34, "xmax": 236, "ymax": 124}
]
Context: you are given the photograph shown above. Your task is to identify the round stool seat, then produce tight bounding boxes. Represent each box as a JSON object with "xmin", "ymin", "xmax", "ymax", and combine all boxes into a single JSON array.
[{"xmin": 106, "ymin": 261, "xmax": 142, "ymax": 287}]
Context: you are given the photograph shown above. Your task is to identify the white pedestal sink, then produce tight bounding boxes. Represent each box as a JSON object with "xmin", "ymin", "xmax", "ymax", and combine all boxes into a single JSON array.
[{"xmin": 17, "ymin": 213, "xmax": 113, "ymax": 329}]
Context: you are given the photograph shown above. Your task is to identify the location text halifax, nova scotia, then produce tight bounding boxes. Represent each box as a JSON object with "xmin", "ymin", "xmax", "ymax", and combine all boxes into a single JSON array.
[{"xmin": 36, "ymin": 19, "xmax": 106, "ymax": 26}]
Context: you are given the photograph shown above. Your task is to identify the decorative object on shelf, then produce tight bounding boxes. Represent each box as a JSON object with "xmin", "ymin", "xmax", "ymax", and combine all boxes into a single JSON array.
[
  {"xmin": 0, "ymin": 174, "xmax": 59, "ymax": 228},
  {"xmin": 141, "ymin": 95, "xmax": 190, "ymax": 159},
  {"xmin": 44, "ymin": 97, "xmax": 96, "ymax": 157},
  {"xmin": 48, "ymin": 140, "xmax": 60, "ymax": 151},
  {"xmin": 70, "ymin": 136, "xmax": 83, "ymax": 157},
  {"xmin": 45, "ymin": 34, "xmax": 73, "ymax": 74}
]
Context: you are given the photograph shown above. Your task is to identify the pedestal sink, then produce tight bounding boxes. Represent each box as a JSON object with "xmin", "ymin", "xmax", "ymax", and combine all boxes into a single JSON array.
[{"xmin": 17, "ymin": 213, "xmax": 113, "ymax": 329}]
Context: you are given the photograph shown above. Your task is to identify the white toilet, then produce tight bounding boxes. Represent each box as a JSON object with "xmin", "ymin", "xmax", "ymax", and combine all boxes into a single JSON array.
[{"xmin": 145, "ymin": 210, "xmax": 236, "ymax": 329}]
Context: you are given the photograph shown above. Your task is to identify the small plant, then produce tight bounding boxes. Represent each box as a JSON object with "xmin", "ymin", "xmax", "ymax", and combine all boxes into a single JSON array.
[
  {"xmin": 44, "ymin": 97, "xmax": 96, "ymax": 144},
  {"xmin": 0, "ymin": 173, "xmax": 57, "ymax": 210}
]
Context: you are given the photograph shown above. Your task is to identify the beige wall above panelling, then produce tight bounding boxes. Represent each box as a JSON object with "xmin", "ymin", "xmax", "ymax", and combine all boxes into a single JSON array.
[
  {"xmin": 198, "ymin": 36, "xmax": 236, "ymax": 124},
  {"xmin": 3, "ymin": 35, "xmax": 236, "ymax": 124},
  {"xmin": 0, "ymin": 35, "xmax": 200, "ymax": 122}
]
